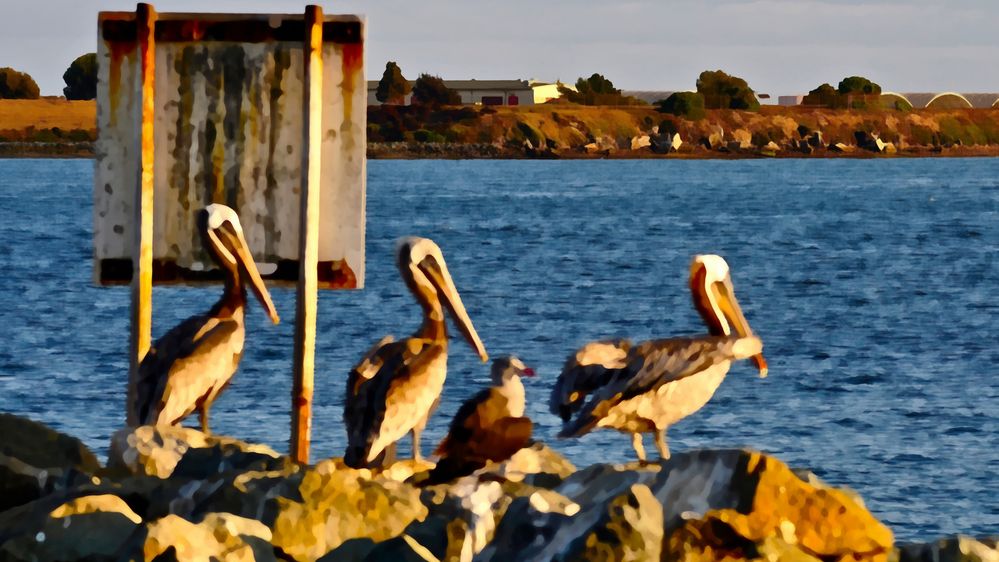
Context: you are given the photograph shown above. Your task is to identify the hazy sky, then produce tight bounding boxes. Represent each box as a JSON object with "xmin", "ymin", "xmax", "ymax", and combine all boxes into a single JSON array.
[{"xmin": 2, "ymin": 0, "xmax": 998, "ymax": 96}]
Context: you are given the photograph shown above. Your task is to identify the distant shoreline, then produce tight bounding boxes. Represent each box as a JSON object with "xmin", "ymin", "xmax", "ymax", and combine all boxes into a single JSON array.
[
  {"xmin": 4, "ymin": 142, "xmax": 998, "ymax": 160},
  {"xmin": 4, "ymin": 98, "xmax": 999, "ymax": 160}
]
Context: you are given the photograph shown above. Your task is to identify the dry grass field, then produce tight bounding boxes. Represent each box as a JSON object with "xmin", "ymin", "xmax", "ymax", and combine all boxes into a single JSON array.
[{"xmin": 0, "ymin": 98, "xmax": 95, "ymax": 131}]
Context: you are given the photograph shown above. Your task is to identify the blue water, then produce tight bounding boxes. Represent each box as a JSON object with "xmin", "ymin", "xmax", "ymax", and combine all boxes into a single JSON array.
[{"xmin": 1, "ymin": 158, "xmax": 998, "ymax": 540}]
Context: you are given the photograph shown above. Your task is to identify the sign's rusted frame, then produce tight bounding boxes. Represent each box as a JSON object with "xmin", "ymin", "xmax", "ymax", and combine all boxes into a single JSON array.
[
  {"xmin": 95, "ymin": 9, "xmax": 364, "ymax": 289},
  {"xmin": 103, "ymin": 3, "xmax": 361, "ymax": 463}
]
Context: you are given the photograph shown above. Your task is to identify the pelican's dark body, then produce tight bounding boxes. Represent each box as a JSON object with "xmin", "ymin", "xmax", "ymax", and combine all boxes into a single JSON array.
[
  {"xmin": 344, "ymin": 237, "xmax": 488, "ymax": 468},
  {"xmin": 128, "ymin": 205, "xmax": 279, "ymax": 431},
  {"xmin": 552, "ymin": 255, "xmax": 767, "ymax": 461}
]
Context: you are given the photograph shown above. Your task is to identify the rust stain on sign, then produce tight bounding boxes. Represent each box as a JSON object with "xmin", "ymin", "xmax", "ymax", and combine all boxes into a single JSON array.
[{"xmin": 95, "ymin": 11, "xmax": 366, "ymax": 289}]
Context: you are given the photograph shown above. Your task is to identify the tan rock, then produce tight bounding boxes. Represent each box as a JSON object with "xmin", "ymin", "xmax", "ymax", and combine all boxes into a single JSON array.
[
  {"xmin": 493, "ymin": 441, "xmax": 576, "ymax": 484},
  {"xmin": 108, "ymin": 425, "xmax": 284, "ymax": 479},
  {"xmin": 143, "ymin": 513, "xmax": 274, "ymax": 562},
  {"xmin": 667, "ymin": 451, "xmax": 894, "ymax": 562},
  {"xmin": 732, "ymin": 128, "xmax": 752, "ymax": 149},
  {"xmin": 270, "ymin": 460, "xmax": 428, "ymax": 560},
  {"xmin": 630, "ymin": 135, "xmax": 651, "ymax": 150}
]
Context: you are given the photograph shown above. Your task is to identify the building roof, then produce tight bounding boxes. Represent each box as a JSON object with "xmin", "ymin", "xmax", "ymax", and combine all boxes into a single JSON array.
[{"xmin": 366, "ymin": 79, "xmax": 531, "ymax": 91}]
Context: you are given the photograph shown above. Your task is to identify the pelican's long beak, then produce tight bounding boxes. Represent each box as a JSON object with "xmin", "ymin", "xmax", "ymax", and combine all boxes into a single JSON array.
[
  {"xmin": 419, "ymin": 255, "xmax": 488, "ymax": 362},
  {"xmin": 210, "ymin": 221, "xmax": 280, "ymax": 325},
  {"xmin": 233, "ymin": 236, "xmax": 280, "ymax": 325},
  {"xmin": 713, "ymin": 276, "xmax": 767, "ymax": 377}
]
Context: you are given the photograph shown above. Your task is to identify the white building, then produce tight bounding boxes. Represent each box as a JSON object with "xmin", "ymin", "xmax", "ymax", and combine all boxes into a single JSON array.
[{"xmin": 367, "ymin": 79, "xmax": 536, "ymax": 106}]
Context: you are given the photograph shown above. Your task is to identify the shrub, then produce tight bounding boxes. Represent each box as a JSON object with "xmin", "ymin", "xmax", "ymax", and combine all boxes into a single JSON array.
[
  {"xmin": 657, "ymin": 91, "xmax": 705, "ymax": 120},
  {"xmin": 412, "ymin": 129, "xmax": 446, "ymax": 143},
  {"xmin": 63, "ymin": 53, "xmax": 98, "ymax": 100},
  {"xmin": 696, "ymin": 70, "xmax": 759, "ymax": 111},
  {"xmin": 559, "ymin": 73, "xmax": 645, "ymax": 106},
  {"xmin": 803, "ymin": 83, "xmax": 839, "ymax": 108},
  {"xmin": 838, "ymin": 76, "xmax": 882, "ymax": 109},
  {"xmin": 0, "ymin": 67, "xmax": 40, "ymax": 99},
  {"xmin": 838, "ymin": 76, "xmax": 881, "ymax": 96},
  {"xmin": 412, "ymin": 74, "xmax": 460, "ymax": 106}
]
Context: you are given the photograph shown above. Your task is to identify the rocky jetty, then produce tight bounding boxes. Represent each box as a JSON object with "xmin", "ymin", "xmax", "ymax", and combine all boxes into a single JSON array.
[{"xmin": 0, "ymin": 414, "xmax": 993, "ymax": 561}]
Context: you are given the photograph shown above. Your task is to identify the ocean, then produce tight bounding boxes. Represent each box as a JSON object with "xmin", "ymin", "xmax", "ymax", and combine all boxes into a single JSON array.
[{"xmin": 1, "ymin": 157, "xmax": 997, "ymax": 539}]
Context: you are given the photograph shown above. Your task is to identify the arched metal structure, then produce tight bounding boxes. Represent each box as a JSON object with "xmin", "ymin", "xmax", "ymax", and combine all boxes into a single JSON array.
[
  {"xmin": 925, "ymin": 92, "xmax": 973, "ymax": 109},
  {"xmin": 880, "ymin": 92, "xmax": 913, "ymax": 110}
]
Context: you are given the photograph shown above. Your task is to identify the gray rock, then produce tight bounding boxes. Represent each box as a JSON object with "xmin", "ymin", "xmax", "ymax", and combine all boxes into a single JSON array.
[
  {"xmin": 0, "ymin": 414, "xmax": 100, "ymax": 513},
  {"xmin": 0, "ymin": 413, "xmax": 100, "ymax": 474},
  {"xmin": 0, "ymin": 494, "xmax": 142, "ymax": 561}
]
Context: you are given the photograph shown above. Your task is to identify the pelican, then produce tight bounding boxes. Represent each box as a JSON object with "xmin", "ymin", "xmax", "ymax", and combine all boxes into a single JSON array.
[
  {"xmin": 422, "ymin": 356, "xmax": 534, "ymax": 484},
  {"xmin": 343, "ymin": 237, "xmax": 488, "ymax": 468},
  {"xmin": 130, "ymin": 204, "xmax": 280, "ymax": 432},
  {"xmin": 552, "ymin": 254, "xmax": 767, "ymax": 461}
]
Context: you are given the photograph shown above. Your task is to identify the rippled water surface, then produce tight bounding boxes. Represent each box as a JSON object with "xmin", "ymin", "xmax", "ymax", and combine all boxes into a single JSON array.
[{"xmin": 1, "ymin": 158, "xmax": 998, "ymax": 539}]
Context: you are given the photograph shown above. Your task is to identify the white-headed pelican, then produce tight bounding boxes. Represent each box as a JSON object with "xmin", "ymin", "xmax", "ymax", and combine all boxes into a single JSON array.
[
  {"xmin": 130, "ymin": 204, "xmax": 280, "ymax": 432},
  {"xmin": 552, "ymin": 254, "xmax": 766, "ymax": 461},
  {"xmin": 344, "ymin": 237, "xmax": 488, "ymax": 468}
]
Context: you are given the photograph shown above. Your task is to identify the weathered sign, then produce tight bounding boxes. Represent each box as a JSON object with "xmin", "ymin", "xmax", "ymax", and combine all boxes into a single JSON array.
[{"xmin": 94, "ymin": 9, "xmax": 366, "ymax": 289}]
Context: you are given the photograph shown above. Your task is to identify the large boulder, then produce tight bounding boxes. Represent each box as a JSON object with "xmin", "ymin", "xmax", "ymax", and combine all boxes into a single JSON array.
[
  {"xmin": 269, "ymin": 459, "xmax": 429, "ymax": 561},
  {"xmin": 141, "ymin": 512, "xmax": 276, "ymax": 561},
  {"xmin": 108, "ymin": 425, "xmax": 288, "ymax": 479},
  {"xmin": 855, "ymin": 131, "xmax": 887, "ymax": 153},
  {"xmin": 0, "ymin": 494, "xmax": 142, "ymax": 561},
  {"xmin": 481, "ymin": 450, "xmax": 893, "ymax": 562},
  {"xmin": 0, "ymin": 414, "xmax": 100, "ymax": 474},
  {"xmin": 0, "ymin": 414, "xmax": 100, "ymax": 512},
  {"xmin": 661, "ymin": 451, "xmax": 893, "ymax": 562}
]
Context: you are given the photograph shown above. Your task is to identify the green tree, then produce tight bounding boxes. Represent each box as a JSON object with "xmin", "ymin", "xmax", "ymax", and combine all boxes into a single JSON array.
[
  {"xmin": 63, "ymin": 53, "xmax": 98, "ymax": 100},
  {"xmin": 375, "ymin": 61, "xmax": 411, "ymax": 105},
  {"xmin": 411, "ymin": 74, "xmax": 461, "ymax": 106},
  {"xmin": 559, "ymin": 73, "xmax": 644, "ymax": 106},
  {"xmin": 0, "ymin": 67, "xmax": 40, "ymax": 99},
  {"xmin": 657, "ymin": 91, "xmax": 705, "ymax": 120},
  {"xmin": 838, "ymin": 76, "xmax": 881, "ymax": 96},
  {"xmin": 837, "ymin": 76, "xmax": 881, "ymax": 109},
  {"xmin": 802, "ymin": 83, "xmax": 839, "ymax": 107},
  {"xmin": 695, "ymin": 70, "xmax": 759, "ymax": 111}
]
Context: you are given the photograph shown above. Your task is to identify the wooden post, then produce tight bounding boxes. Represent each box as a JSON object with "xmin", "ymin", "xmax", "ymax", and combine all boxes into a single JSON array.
[
  {"xmin": 291, "ymin": 4, "xmax": 323, "ymax": 464},
  {"xmin": 126, "ymin": 2, "xmax": 157, "ymax": 426}
]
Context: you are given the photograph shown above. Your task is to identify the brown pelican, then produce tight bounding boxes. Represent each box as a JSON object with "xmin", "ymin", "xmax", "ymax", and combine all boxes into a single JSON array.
[
  {"xmin": 422, "ymin": 356, "xmax": 534, "ymax": 484},
  {"xmin": 552, "ymin": 254, "xmax": 767, "ymax": 461},
  {"xmin": 344, "ymin": 237, "xmax": 488, "ymax": 468},
  {"xmin": 130, "ymin": 204, "xmax": 280, "ymax": 432}
]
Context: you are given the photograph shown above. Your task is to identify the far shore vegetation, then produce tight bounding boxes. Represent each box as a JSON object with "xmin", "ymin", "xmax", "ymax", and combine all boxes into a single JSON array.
[{"xmin": 3, "ymin": 57, "xmax": 999, "ymax": 159}]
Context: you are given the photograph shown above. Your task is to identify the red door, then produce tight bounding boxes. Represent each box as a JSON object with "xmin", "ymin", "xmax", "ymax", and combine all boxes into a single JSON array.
[{"xmin": 507, "ymin": 94, "xmax": 519, "ymax": 106}]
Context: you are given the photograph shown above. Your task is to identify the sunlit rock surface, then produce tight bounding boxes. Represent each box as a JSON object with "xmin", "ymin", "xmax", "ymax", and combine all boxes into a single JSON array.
[
  {"xmin": 0, "ymin": 414, "xmax": 983, "ymax": 562},
  {"xmin": 109, "ymin": 425, "xmax": 287, "ymax": 479}
]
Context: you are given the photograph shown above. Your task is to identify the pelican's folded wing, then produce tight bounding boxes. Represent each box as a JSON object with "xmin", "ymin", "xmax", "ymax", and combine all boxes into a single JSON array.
[
  {"xmin": 550, "ymin": 339, "xmax": 632, "ymax": 420},
  {"xmin": 559, "ymin": 335, "xmax": 762, "ymax": 437}
]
